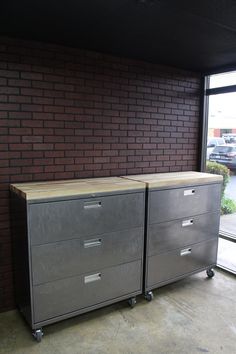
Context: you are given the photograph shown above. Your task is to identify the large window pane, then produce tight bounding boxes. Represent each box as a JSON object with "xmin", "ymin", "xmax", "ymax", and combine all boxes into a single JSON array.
[
  {"xmin": 206, "ymin": 75, "xmax": 236, "ymax": 274},
  {"xmin": 209, "ymin": 71, "xmax": 236, "ymax": 88}
]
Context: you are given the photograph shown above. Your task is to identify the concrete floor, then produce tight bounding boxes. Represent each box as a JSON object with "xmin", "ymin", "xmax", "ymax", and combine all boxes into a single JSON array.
[{"xmin": 0, "ymin": 269, "xmax": 235, "ymax": 354}]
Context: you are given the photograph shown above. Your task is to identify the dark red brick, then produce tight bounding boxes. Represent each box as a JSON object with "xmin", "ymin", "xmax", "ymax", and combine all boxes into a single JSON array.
[
  {"xmin": 0, "ymin": 37, "xmax": 200, "ymax": 313},
  {"xmin": 33, "ymin": 143, "xmax": 54, "ymax": 150},
  {"xmin": 0, "ymin": 103, "xmax": 20, "ymax": 111},
  {"xmin": 21, "ymin": 72, "xmax": 43, "ymax": 80}
]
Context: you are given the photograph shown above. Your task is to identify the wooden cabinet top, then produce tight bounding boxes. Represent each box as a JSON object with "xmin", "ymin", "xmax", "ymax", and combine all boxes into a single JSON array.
[
  {"xmin": 122, "ymin": 171, "xmax": 223, "ymax": 189},
  {"xmin": 10, "ymin": 177, "xmax": 145, "ymax": 202},
  {"xmin": 10, "ymin": 172, "xmax": 223, "ymax": 202}
]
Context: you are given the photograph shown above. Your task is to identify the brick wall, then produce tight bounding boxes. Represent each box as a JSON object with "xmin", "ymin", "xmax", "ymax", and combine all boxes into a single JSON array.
[{"xmin": 0, "ymin": 37, "xmax": 201, "ymax": 312}]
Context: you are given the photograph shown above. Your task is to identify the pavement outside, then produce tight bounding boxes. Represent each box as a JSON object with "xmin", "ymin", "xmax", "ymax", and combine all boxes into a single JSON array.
[
  {"xmin": 220, "ymin": 213, "xmax": 236, "ymax": 237},
  {"xmin": 219, "ymin": 173, "xmax": 236, "ymax": 274},
  {"xmin": 0, "ymin": 269, "xmax": 235, "ymax": 354},
  {"xmin": 219, "ymin": 213, "xmax": 236, "ymax": 273},
  {"xmin": 225, "ymin": 175, "xmax": 236, "ymax": 203},
  {"xmin": 218, "ymin": 238, "xmax": 236, "ymax": 273}
]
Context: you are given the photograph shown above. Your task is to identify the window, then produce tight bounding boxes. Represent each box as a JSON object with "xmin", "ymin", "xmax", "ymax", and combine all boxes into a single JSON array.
[{"xmin": 203, "ymin": 71, "xmax": 236, "ymax": 274}]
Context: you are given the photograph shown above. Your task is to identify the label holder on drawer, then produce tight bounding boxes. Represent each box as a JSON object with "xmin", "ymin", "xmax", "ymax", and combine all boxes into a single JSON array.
[
  {"xmin": 84, "ymin": 273, "xmax": 102, "ymax": 284},
  {"xmin": 182, "ymin": 219, "xmax": 194, "ymax": 227},
  {"xmin": 180, "ymin": 248, "xmax": 192, "ymax": 256},
  {"xmin": 84, "ymin": 201, "xmax": 102, "ymax": 209},
  {"xmin": 184, "ymin": 189, "xmax": 195, "ymax": 196},
  {"xmin": 84, "ymin": 238, "xmax": 102, "ymax": 248}
]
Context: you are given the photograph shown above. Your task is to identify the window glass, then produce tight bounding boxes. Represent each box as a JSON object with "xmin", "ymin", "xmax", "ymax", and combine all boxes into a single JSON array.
[
  {"xmin": 206, "ymin": 72, "xmax": 236, "ymax": 274},
  {"xmin": 209, "ymin": 71, "xmax": 236, "ymax": 89},
  {"xmin": 212, "ymin": 146, "xmax": 233, "ymax": 153}
]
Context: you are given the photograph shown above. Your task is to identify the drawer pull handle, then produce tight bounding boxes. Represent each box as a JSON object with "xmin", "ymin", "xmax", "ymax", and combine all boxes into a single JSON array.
[
  {"xmin": 184, "ymin": 189, "xmax": 195, "ymax": 196},
  {"xmin": 84, "ymin": 273, "xmax": 101, "ymax": 284},
  {"xmin": 182, "ymin": 219, "xmax": 194, "ymax": 227},
  {"xmin": 84, "ymin": 238, "xmax": 102, "ymax": 248},
  {"xmin": 180, "ymin": 248, "xmax": 192, "ymax": 256},
  {"xmin": 84, "ymin": 201, "xmax": 102, "ymax": 209}
]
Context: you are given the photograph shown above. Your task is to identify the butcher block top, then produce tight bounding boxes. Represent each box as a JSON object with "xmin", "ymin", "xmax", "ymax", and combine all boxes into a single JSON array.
[
  {"xmin": 122, "ymin": 171, "xmax": 223, "ymax": 189},
  {"xmin": 10, "ymin": 177, "xmax": 145, "ymax": 203}
]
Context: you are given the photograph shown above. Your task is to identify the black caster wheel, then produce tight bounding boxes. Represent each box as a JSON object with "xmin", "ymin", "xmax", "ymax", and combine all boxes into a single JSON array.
[
  {"xmin": 32, "ymin": 329, "xmax": 43, "ymax": 342},
  {"xmin": 145, "ymin": 291, "xmax": 154, "ymax": 302},
  {"xmin": 128, "ymin": 297, "xmax": 136, "ymax": 308},
  {"xmin": 206, "ymin": 269, "xmax": 215, "ymax": 278}
]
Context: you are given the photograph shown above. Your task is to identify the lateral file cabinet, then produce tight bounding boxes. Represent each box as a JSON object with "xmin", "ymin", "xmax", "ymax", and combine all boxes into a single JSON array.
[
  {"xmin": 123, "ymin": 172, "xmax": 223, "ymax": 300},
  {"xmin": 10, "ymin": 177, "xmax": 145, "ymax": 341}
]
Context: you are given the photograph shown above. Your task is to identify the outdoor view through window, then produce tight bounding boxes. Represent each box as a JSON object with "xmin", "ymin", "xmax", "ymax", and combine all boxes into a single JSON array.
[{"xmin": 207, "ymin": 71, "xmax": 236, "ymax": 274}]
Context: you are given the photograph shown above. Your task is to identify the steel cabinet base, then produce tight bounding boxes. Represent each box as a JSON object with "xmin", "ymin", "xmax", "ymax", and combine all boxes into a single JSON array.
[
  {"xmin": 122, "ymin": 172, "xmax": 222, "ymax": 301},
  {"xmin": 146, "ymin": 183, "xmax": 221, "ymax": 298},
  {"xmin": 10, "ymin": 177, "xmax": 145, "ymax": 341}
]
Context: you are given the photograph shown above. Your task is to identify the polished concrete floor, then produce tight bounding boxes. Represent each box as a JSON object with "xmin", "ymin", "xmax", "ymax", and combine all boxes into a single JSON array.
[{"xmin": 0, "ymin": 269, "xmax": 235, "ymax": 354}]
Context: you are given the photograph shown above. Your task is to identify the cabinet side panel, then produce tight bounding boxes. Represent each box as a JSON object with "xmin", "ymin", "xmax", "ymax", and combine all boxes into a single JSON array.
[{"xmin": 10, "ymin": 192, "xmax": 32, "ymax": 327}]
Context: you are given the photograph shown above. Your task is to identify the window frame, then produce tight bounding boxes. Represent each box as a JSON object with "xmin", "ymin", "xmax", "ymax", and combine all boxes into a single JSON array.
[
  {"xmin": 201, "ymin": 71, "xmax": 236, "ymax": 274},
  {"xmin": 200, "ymin": 71, "xmax": 236, "ymax": 172}
]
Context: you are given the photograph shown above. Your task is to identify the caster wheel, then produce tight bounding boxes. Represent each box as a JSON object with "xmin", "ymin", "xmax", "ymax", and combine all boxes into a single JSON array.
[
  {"xmin": 128, "ymin": 297, "xmax": 136, "ymax": 308},
  {"xmin": 32, "ymin": 329, "xmax": 43, "ymax": 342},
  {"xmin": 145, "ymin": 291, "xmax": 154, "ymax": 302},
  {"xmin": 206, "ymin": 269, "xmax": 215, "ymax": 278}
]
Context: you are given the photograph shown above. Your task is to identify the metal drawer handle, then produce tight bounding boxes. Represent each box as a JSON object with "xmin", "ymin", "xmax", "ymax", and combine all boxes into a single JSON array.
[
  {"xmin": 84, "ymin": 201, "xmax": 102, "ymax": 209},
  {"xmin": 184, "ymin": 189, "xmax": 195, "ymax": 196},
  {"xmin": 84, "ymin": 273, "xmax": 101, "ymax": 284},
  {"xmin": 182, "ymin": 219, "xmax": 194, "ymax": 227},
  {"xmin": 84, "ymin": 238, "xmax": 102, "ymax": 248},
  {"xmin": 180, "ymin": 248, "xmax": 192, "ymax": 256}
]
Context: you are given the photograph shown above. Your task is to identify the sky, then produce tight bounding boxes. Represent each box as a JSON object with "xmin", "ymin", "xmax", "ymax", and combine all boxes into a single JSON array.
[{"xmin": 208, "ymin": 71, "xmax": 236, "ymax": 129}]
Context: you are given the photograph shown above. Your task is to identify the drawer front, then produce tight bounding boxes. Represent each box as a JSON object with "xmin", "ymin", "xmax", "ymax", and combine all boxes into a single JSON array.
[
  {"xmin": 149, "ymin": 183, "xmax": 221, "ymax": 224},
  {"xmin": 31, "ymin": 227, "xmax": 143, "ymax": 285},
  {"xmin": 148, "ymin": 211, "xmax": 220, "ymax": 256},
  {"xmin": 33, "ymin": 260, "xmax": 142, "ymax": 323},
  {"xmin": 147, "ymin": 239, "xmax": 218, "ymax": 288},
  {"xmin": 29, "ymin": 192, "xmax": 144, "ymax": 245}
]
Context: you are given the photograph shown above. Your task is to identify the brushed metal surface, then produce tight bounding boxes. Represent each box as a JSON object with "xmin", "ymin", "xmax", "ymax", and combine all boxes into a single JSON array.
[
  {"xmin": 10, "ymin": 193, "xmax": 33, "ymax": 327},
  {"xmin": 149, "ymin": 183, "xmax": 221, "ymax": 224},
  {"xmin": 33, "ymin": 260, "xmax": 142, "ymax": 323},
  {"xmin": 31, "ymin": 227, "xmax": 143, "ymax": 285},
  {"xmin": 147, "ymin": 239, "xmax": 218, "ymax": 288},
  {"xmin": 29, "ymin": 192, "xmax": 144, "ymax": 245},
  {"xmin": 148, "ymin": 212, "xmax": 220, "ymax": 256},
  {"xmin": 33, "ymin": 290, "xmax": 141, "ymax": 328}
]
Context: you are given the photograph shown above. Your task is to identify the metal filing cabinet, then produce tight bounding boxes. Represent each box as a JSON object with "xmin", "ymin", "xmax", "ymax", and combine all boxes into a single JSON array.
[
  {"xmin": 122, "ymin": 171, "xmax": 223, "ymax": 301},
  {"xmin": 10, "ymin": 177, "xmax": 145, "ymax": 341}
]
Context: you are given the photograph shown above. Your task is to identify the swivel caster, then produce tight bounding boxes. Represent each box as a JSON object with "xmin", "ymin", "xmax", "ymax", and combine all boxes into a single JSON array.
[
  {"xmin": 206, "ymin": 269, "xmax": 215, "ymax": 278},
  {"xmin": 145, "ymin": 291, "xmax": 154, "ymax": 302},
  {"xmin": 32, "ymin": 328, "xmax": 43, "ymax": 342},
  {"xmin": 128, "ymin": 297, "xmax": 136, "ymax": 308}
]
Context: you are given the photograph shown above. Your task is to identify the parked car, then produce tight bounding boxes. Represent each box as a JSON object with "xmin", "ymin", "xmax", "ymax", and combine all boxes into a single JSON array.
[
  {"xmin": 209, "ymin": 144, "xmax": 236, "ymax": 170},
  {"xmin": 222, "ymin": 134, "xmax": 236, "ymax": 144},
  {"xmin": 207, "ymin": 137, "xmax": 226, "ymax": 159}
]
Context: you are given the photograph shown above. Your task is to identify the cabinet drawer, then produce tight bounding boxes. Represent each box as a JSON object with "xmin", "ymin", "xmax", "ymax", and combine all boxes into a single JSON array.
[
  {"xmin": 147, "ymin": 239, "xmax": 218, "ymax": 288},
  {"xmin": 33, "ymin": 260, "xmax": 142, "ymax": 323},
  {"xmin": 148, "ymin": 212, "xmax": 220, "ymax": 256},
  {"xmin": 29, "ymin": 192, "xmax": 144, "ymax": 245},
  {"xmin": 149, "ymin": 183, "xmax": 221, "ymax": 224},
  {"xmin": 31, "ymin": 227, "xmax": 143, "ymax": 285}
]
